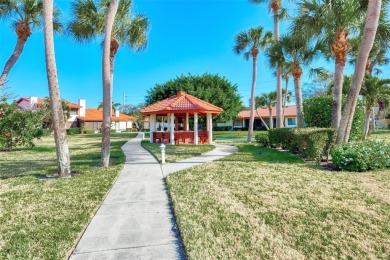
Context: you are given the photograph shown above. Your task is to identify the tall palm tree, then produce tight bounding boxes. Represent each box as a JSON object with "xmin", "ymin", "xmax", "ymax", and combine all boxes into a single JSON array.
[
  {"xmin": 41, "ymin": 97, "xmax": 71, "ymax": 130},
  {"xmin": 293, "ymin": 0, "xmax": 367, "ymax": 129},
  {"xmin": 97, "ymin": 101, "xmax": 121, "ymax": 112},
  {"xmin": 267, "ymin": 35, "xmax": 324, "ymax": 127},
  {"xmin": 360, "ymin": 75, "xmax": 390, "ymax": 139},
  {"xmin": 42, "ymin": 0, "xmax": 71, "ymax": 176},
  {"xmin": 337, "ymin": 0, "xmax": 382, "ymax": 143},
  {"xmin": 249, "ymin": 0, "xmax": 286, "ymax": 128},
  {"xmin": 234, "ymin": 26, "xmax": 273, "ymax": 143},
  {"xmin": 255, "ymin": 91, "xmax": 277, "ymax": 129},
  {"xmin": 101, "ymin": 0, "xmax": 119, "ymax": 167},
  {"xmin": 68, "ymin": 0, "xmax": 149, "ymax": 166},
  {"xmin": 0, "ymin": 0, "xmax": 61, "ymax": 89}
]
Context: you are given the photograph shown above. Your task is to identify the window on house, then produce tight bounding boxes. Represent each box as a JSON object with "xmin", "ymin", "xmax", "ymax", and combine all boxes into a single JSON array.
[
  {"xmin": 70, "ymin": 109, "xmax": 77, "ymax": 115},
  {"xmin": 287, "ymin": 118, "xmax": 296, "ymax": 126}
]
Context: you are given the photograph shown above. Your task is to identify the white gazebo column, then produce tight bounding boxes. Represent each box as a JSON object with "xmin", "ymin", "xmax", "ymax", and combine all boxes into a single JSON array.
[
  {"xmin": 206, "ymin": 113, "xmax": 212, "ymax": 144},
  {"xmin": 194, "ymin": 112, "xmax": 198, "ymax": 145},
  {"xmin": 170, "ymin": 113, "xmax": 175, "ymax": 145},
  {"xmin": 167, "ymin": 113, "xmax": 171, "ymax": 132},
  {"xmin": 149, "ymin": 114, "xmax": 156, "ymax": 143},
  {"xmin": 186, "ymin": 113, "xmax": 189, "ymax": 131}
]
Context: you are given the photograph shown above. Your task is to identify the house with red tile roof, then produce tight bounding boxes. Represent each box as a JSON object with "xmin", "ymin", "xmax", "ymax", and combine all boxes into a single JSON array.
[
  {"xmin": 217, "ymin": 105, "xmax": 298, "ymax": 130},
  {"xmin": 17, "ymin": 96, "xmax": 135, "ymax": 131}
]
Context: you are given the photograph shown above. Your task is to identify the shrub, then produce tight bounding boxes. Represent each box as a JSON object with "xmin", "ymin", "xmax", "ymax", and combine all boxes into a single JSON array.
[
  {"xmin": 83, "ymin": 130, "xmax": 96, "ymax": 134},
  {"xmin": 124, "ymin": 128, "xmax": 138, "ymax": 132},
  {"xmin": 255, "ymin": 133, "xmax": 270, "ymax": 147},
  {"xmin": 213, "ymin": 126, "xmax": 233, "ymax": 131},
  {"xmin": 289, "ymin": 128, "xmax": 337, "ymax": 163},
  {"xmin": 66, "ymin": 127, "xmax": 81, "ymax": 135},
  {"xmin": 0, "ymin": 102, "xmax": 44, "ymax": 151},
  {"xmin": 268, "ymin": 128, "xmax": 293, "ymax": 148},
  {"xmin": 41, "ymin": 129, "xmax": 52, "ymax": 136},
  {"xmin": 331, "ymin": 140, "xmax": 390, "ymax": 172},
  {"xmin": 303, "ymin": 95, "xmax": 364, "ymax": 141},
  {"xmin": 110, "ymin": 129, "xmax": 117, "ymax": 133}
]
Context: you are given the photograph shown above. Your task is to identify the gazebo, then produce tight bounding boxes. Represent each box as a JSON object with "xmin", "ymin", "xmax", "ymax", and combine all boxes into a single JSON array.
[{"xmin": 141, "ymin": 91, "xmax": 223, "ymax": 145}]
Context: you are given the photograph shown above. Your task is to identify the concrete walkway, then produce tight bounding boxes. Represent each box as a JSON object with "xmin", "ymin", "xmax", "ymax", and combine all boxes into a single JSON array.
[{"xmin": 70, "ymin": 133, "xmax": 238, "ymax": 260}]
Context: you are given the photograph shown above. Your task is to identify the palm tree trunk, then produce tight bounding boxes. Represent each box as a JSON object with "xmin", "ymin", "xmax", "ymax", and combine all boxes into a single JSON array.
[
  {"xmin": 362, "ymin": 105, "xmax": 371, "ymax": 140},
  {"xmin": 248, "ymin": 49, "xmax": 259, "ymax": 143},
  {"xmin": 255, "ymin": 109, "xmax": 269, "ymax": 130},
  {"xmin": 101, "ymin": 0, "xmax": 119, "ymax": 167},
  {"xmin": 331, "ymin": 62, "xmax": 345, "ymax": 128},
  {"xmin": 268, "ymin": 108, "xmax": 273, "ymax": 129},
  {"xmin": 337, "ymin": 0, "xmax": 381, "ymax": 143},
  {"xmin": 0, "ymin": 35, "xmax": 28, "ymax": 89},
  {"xmin": 273, "ymin": 2, "xmax": 283, "ymax": 128},
  {"xmin": 371, "ymin": 107, "xmax": 376, "ymax": 134},
  {"xmin": 294, "ymin": 75, "xmax": 304, "ymax": 128},
  {"xmin": 42, "ymin": 0, "xmax": 71, "ymax": 176},
  {"xmin": 281, "ymin": 76, "xmax": 289, "ymax": 127}
]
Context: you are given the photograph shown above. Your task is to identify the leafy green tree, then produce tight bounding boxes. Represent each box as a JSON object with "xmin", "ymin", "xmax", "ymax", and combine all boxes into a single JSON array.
[
  {"xmin": 146, "ymin": 73, "xmax": 243, "ymax": 123},
  {"xmin": 0, "ymin": 100, "xmax": 44, "ymax": 151},
  {"xmin": 233, "ymin": 26, "xmax": 273, "ymax": 143},
  {"xmin": 303, "ymin": 95, "xmax": 364, "ymax": 141},
  {"xmin": 0, "ymin": 0, "xmax": 61, "ymax": 89},
  {"xmin": 121, "ymin": 103, "xmax": 146, "ymax": 129},
  {"xmin": 360, "ymin": 74, "xmax": 390, "ymax": 139},
  {"xmin": 40, "ymin": 97, "xmax": 70, "ymax": 130}
]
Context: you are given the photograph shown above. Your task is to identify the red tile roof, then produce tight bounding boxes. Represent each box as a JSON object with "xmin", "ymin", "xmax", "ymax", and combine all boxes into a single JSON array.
[
  {"xmin": 77, "ymin": 109, "xmax": 135, "ymax": 122},
  {"xmin": 16, "ymin": 97, "xmax": 81, "ymax": 108},
  {"xmin": 141, "ymin": 91, "xmax": 223, "ymax": 115},
  {"xmin": 238, "ymin": 105, "xmax": 297, "ymax": 119}
]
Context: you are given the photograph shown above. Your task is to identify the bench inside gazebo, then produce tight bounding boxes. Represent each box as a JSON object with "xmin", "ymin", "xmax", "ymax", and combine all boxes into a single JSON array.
[{"xmin": 140, "ymin": 91, "xmax": 223, "ymax": 145}]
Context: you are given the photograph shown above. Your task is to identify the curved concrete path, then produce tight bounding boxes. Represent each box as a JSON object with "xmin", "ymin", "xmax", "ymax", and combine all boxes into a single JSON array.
[{"xmin": 69, "ymin": 133, "xmax": 238, "ymax": 260}]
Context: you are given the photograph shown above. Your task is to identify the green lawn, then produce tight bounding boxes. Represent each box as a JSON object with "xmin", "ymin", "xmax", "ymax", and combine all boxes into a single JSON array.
[
  {"xmin": 167, "ymin": 143, "xmax": 390, "ymax": 259},
  {"xmin": 372, "ymin": 129, "xmax": 390, "ymax": 143},
  {"xmin": 0, "ymin": 133, "xmax": 137, "ymax": 259},
  {"xmin": 141, "ymin": 141, "xmax": 214, "ymax": 163}
]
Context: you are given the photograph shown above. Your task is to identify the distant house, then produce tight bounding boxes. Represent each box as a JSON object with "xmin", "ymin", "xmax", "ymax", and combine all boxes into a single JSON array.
[
  {"xmin": 17, "ymin": 96, "xmax": 134, "ymax": 131},
  {"xmin": 217, "ymin": 105, "xmax": 298, "ymax": 130}
]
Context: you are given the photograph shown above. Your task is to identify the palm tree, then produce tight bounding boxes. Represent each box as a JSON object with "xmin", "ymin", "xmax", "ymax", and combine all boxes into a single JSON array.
[
  {"xmin": 68, "ymin": 0, "xmax": 149, "ymax": 166},
  {"xmin": 42, "ymin": 0, "xmax": 71, "ymax": 176},
  {"xmin": 41, "ymin": 97, "xmax": 71, "ymax": 129},
  {"xmin": 249, "ymin": 0, "xmax": 286, "ymax": 128},
  {"xmin": 0, "ymin": 0, "xmax": 61, "ymax": 89},
  {"xmin": 293, "ymin": 0, "xmax": 367, "ymax": 129},
  {"xmin": 360, "ymin": 75, "xmax": 390, "ymax": 139},
  {"xmin": 97, "ymin": 101, "xmax": 121, "ymax": 112},
  {"xmin": 101, "ymin": 0, "xmax": 119, "ymax": 167},
  {"xmin": 255, "ymin": 91, "xmax": 277, "ymax": 129},
  {"xmin": 234, "ymin": 26, "xmax": 273, "ymax": 143},
  {"xmin": 267, "ymin": 35, "xmax": 324, "ymax": 127},
  {"xmin": 337, "ymin": 0, "xmax": 382, "ymax": 143}
]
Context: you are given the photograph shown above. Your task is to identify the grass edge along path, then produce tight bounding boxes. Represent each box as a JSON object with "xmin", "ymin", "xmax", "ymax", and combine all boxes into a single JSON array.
[
  {"xmin": 141, "ymin": 141, "xmax": 215, "ymax": 164},
  {"xmin": 166, "ymin": 144, "xmax": 390, "ymax": 259},
  {"xmin": 0, "ymin": 133, "xmax": 137, "ymax": 259}
]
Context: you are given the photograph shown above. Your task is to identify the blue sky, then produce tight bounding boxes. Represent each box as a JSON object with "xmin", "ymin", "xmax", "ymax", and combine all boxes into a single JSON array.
[{"xmin": 0, "ymin": 0, "xmax": 389, "ymax": 109}]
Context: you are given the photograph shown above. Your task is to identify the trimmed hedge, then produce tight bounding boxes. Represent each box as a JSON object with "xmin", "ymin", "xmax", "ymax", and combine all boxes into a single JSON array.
[
  {"xmin": 124, "ymin": 128, "xmax": 138, "ymax": 132},
  {"xmin": 213, "ymin": 126, "xmax": 233, "ymax": 131},
  {"xmin": 255, "ymin": 133, "xmax": 269, "ymax": 147},
  {"xmin": 83, "ymin": 130, "xmax": 96, "ymax": 134},
  {"xmin": 331, "ymin": 140, "xmax": 390, "ymax": 172},
  {"xmin": 268, "ymin": 128, "xmax": 337, "ymax": 163},
  {"xmin": 66, "ymin": 127, "xmax": 81, "ymax": 135}
]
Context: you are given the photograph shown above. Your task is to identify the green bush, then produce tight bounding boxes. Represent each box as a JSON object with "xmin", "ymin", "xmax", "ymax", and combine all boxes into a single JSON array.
[
  {"xmin": 41, "ymin": 129, "xmax": 52, "ymax": 136},
  {"xmin": 110, "ymin": 129, "xmax": 117, "ymax": 133},
  {"xmin": 303, "ymin": 95, "xmax": 364, "ymax": 141},
  {"xmin": 290, "ymin": 128, "xmax": 337, "ymax": 163},
  {"xmin": 83, "ymin": 130, "xmax": 96, "ymax": 134},
  {"xmin": 268, "ymin": 128, "xmax": 293, "ymax": 149},
  {"xmin": 331, "ymin": 140, "xmax": 390, "ymax": 172},
  {"xmin": 66, "ymin": 127, "xmax": 81, "ymax": 135},
  {"xmin": 255, "ymin": 133, "xmax": 270, "ymax": 147},
  {"xmin": 124, "ymin": 128, "xmax": 138, "ymax": 132},
  {"xmin": 213, "ymin": 126, "xmax": 233, "ymax": 131}
]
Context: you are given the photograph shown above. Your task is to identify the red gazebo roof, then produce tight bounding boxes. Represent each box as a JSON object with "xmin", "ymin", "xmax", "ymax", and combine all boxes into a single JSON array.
[{"xmin": 141, "ymin": 91, "xmax": 223, "ymax": 116}]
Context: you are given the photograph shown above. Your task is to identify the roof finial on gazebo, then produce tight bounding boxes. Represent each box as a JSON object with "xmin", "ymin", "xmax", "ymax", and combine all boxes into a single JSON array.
[{"xmin": 177, "ymin": 91, "xmax": 185, "ymax": 96}]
